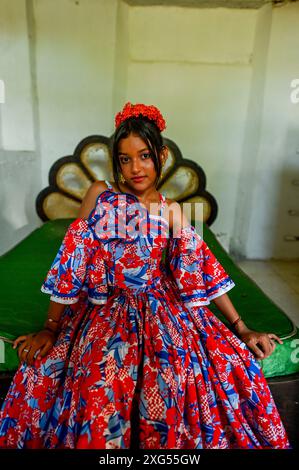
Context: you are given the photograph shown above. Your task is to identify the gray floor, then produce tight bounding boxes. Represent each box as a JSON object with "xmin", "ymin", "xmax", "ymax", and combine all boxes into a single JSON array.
[
  {"xmin": 237, "ymin": 259, "xmax": 299, "ymax": 448},
  {"xmin": 237, "ymin": 259, "xmax": 299, "ymax": 327}
]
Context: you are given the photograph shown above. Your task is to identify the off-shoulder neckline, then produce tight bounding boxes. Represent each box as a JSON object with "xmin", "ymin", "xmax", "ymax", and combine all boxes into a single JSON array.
[
  {"xmin": 92, "ymin": 189, "xmax": 169, "ymax": 226},
  {"xmin": 90, "ymin": 182, "xmax": 195, "ymax": 232}
]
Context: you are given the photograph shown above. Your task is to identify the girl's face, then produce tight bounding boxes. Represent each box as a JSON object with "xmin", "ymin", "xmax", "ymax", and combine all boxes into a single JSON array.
[{"xmin": 118, "ymin": 133, "xmax": 166, "ymax": 191}]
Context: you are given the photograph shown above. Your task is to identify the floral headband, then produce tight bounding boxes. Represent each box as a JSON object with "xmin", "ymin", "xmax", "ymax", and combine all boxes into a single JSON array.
[{"xmin": 115, "ymin": 102, "xmax": 166, "ymax": 132}]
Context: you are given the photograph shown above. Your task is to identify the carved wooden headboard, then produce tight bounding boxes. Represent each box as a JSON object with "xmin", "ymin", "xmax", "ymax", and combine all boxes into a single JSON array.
[{"xmin": 36, "ymin": 135, "xmax": 218, "ymax": 226}]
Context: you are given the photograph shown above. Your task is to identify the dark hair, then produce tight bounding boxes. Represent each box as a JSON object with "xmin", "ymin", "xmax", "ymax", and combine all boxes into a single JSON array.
[{"xmin": 112, "ymin": 117, "xmax": 164, "ymax": 188}]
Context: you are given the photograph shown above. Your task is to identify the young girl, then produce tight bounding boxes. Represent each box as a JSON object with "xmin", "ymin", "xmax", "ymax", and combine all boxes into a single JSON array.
[{"xmin": 0, "ymin": 102, "xmax": 291, "ymax": 449}]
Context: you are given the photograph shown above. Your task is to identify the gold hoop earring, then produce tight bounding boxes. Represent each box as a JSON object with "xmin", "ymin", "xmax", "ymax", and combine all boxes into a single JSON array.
[
  {"xmin": 159, "ymin": 161, "xmax": 165, "ymax": 179},
  {"xmin": 119, "ymin": 173, "xmax": 125, "ymax": 184}
]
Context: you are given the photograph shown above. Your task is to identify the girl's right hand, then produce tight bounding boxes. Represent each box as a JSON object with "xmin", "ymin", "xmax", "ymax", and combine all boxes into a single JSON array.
[{"xmin": 13, "ymin": 329, "xmax": 57, "ymax": 366}]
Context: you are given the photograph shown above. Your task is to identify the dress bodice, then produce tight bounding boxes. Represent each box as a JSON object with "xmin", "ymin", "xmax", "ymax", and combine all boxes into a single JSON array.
[
  {"xmin": 41, "ymin": 180, "xmax": 235, "ymax": 306},
  {"xmin": 87, "ymin": 181, "xmax": 170, "ymax": 291}
]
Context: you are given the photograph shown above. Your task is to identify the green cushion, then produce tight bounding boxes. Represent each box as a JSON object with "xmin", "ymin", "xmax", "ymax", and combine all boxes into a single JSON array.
[{"xmin": 0, "ymin": 219, "xmax": 297, "ymax": 378}]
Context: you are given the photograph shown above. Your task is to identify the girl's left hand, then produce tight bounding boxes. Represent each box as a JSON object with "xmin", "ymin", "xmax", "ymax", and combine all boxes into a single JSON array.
[{"xmin": 238, "ymin": 330, "xmax": 283, "ymax": 360}]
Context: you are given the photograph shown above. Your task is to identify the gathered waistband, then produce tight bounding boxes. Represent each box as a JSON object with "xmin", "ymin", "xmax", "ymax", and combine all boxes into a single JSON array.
[
  {"xmin": 108, "ymin": 284, "xmax": 160, "ymax": 295},
  {"xmin": 107, "ymin": 279, "xmax": 176, "ymax": 297}
]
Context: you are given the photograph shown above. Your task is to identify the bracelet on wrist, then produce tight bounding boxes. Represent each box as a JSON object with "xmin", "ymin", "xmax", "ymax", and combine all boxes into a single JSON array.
[
  {"xmin": 231, "ymin": 316, "xmax": 242, "ymax": 328},
  {"xmin": 42, "ymin": 326, "xmax": 58, "ymax": 335},
  {"xmin": 44, "ymin": 317, "xmax": 60, "ymax": 332}
]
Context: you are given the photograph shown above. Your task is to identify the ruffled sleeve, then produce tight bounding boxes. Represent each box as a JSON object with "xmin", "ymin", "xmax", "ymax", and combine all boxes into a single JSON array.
[
  {"xmin": 41, "ymin": 218, "xmax": 108, "ymax": 305},
  {"xmin": 167, "ymin": 224, "xmax": 235, "ymax": 308}
]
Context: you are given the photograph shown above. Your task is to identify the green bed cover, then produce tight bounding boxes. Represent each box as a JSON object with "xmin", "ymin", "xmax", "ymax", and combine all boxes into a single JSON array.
[{"xmin": 0, "ymin": 219, "xmax": 298, "ymax": 378}]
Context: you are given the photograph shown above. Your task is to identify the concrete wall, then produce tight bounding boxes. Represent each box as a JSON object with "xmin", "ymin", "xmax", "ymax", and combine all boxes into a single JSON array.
[
  {"xmin": 113, "ymin": 0, "xmax": 130, "ymax": 115},
  {"xmin": 125, "ymin": 6, "xmax": 257, "ymax": 251},
  {"xmin": 0, "ymin": 0, "xmax": 35, "ymax": 150},
  {"xmin": 33, "ymin": 0, "xmax": 118, "ymax": 186},
  {"xmin": 244, "ymin": 2, "xmax": 299, "ymax": 259},
  {"xmin": 0, "ymin": 0, "xmax": 298, "ymax": 259},
  {"xmin": 0, "ymin": 0, "xmax": 118, "ymax": 255},
  {"xmin": 0, "ymin": 0, "xmax": 40, "ymax": 255}
]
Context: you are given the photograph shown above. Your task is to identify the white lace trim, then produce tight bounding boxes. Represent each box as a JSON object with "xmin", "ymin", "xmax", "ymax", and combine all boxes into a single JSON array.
[
  {"xmin": 183, "ymin": 280, "xmax": 235, "ymax": 308},
  {"xmin": 88, "ymin": 297, "xmax": 107, "ymax": 305},
  {"xmin": 207, "ymin": 280, "xmax": 235, "ymax": 301},
  {"xmin": 41, "ymin": 286, "xmax": 79, "ymax": 304},
  {"xmin": 49, "ymin": 295, "xmax": 79, "ymax": 305},
  {"xmin": 184, "ymin": 299, "xmax": 211, "ymax": 308}
]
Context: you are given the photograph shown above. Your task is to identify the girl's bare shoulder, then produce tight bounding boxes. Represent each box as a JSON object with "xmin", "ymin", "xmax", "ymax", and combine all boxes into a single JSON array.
[
  {"xmin": 164, "ymin": 198, "xmax": 190, "ymax": 229},
  {"xmin": 78, "ymin": 180, "xmax": 108, "ymax": 219}
]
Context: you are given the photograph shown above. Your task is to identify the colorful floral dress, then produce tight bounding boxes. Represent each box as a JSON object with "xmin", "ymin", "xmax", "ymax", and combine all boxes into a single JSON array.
[{"xmin": 0, "ymin": 181, "xmax": 290, "ymax": 449}]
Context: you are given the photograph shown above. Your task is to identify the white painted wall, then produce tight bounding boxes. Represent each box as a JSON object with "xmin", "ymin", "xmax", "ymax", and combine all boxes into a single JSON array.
[
  {"xmin": 33, "ymin": 0, "xmax": 118, "ymax": 187},
  {"xmin": 124, "ymin": 3, "xmax": 299, "ymax": 258},
  {"xmin": 244, "ymin": 2, "xmax": 299, "ymax": 259},
  {"xmin": 0, "ymin": 0, "xmax": 298, "ymax": 259},
  {"xmin": 0, "ymin": 0, "xmax": 118, "ymax": 255},
  {"xmin": 0, "ymin": 0, "xmax": 35, "ymax": 150},
  {"xmin": 112, "ymin": 0, "xmax": 130, "ymax": 116},
  {"xmin": 0, "ymin": 0, "xmax": 40, "ymax": 256},
  {"xmin": 0, "ymin": 149, "xmax": 41, "ymax": 255},
  {"xmin": 231, "ymin": 3, "xmax": 273, "ymax": 259},
  {"xmin": 125, "ymin": 6, "xmax": 257, "ymax": 251}
]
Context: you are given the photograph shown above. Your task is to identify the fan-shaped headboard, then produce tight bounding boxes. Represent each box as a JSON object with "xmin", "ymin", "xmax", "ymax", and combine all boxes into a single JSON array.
[{"xmin": 36, "ymin": 135, "xmax": 218, "ymax": 226}]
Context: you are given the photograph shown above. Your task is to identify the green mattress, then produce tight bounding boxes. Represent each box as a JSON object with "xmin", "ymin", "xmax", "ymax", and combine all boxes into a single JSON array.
[{"xmin": 0, "ymin": 219, "xmax": 298, "ymax": 378}]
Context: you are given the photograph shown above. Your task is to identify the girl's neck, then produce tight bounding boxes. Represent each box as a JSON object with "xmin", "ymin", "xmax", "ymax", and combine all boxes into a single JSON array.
[{"xmin": 114, "ymin": 181, "xmax": 160, "ymax": 203}]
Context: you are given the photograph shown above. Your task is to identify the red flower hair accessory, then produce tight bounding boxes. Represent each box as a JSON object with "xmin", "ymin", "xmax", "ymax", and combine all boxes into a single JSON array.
[{"xmin": 115, "ymin": 102, "xmax": 166, "ymax": 132}]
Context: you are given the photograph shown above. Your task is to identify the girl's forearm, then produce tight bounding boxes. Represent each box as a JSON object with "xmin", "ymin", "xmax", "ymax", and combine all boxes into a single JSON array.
[
  {"xmin": 212, "ymin": 293, "xmax": 250, "ymax": 334},
  {"xmin": 43, "ymin": 300, "xmax": 67, "ymax": 334}
]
